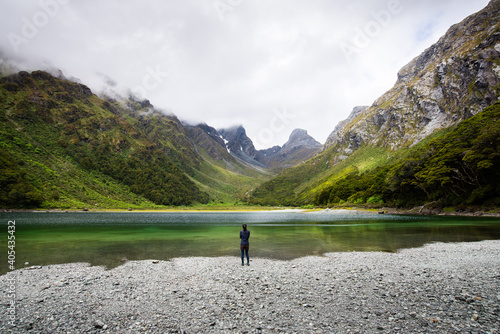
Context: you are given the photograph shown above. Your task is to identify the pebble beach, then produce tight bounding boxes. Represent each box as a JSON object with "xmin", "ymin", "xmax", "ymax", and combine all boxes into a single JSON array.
[{"xmin": 2, "ymin": 240, "xmax": 500, "ymax": 333}]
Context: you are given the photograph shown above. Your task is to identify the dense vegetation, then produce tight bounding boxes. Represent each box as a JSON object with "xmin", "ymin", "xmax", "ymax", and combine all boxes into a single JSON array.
[
  {"xmin": 0, "ymin": 149, "xmax": 44, "ymax": 208},
  {"xmin": 0, "ymin": 71, "xmax": 211, "ymax": 208},
  {"xmin": 1, "ymin": 69, "xmax": 498, "ymax": 211},
  {"xmin": 250, "ymin": 102, "xmax": 500, "ymax": 209}
]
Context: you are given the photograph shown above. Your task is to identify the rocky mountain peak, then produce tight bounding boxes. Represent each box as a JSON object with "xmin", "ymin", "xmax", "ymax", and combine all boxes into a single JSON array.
[
  {"xmin": 215, "ymin": 125, "xmax": 322, "ymax": 170},
  {"xmin": 256, "ymin": 128, "xmax": 322, "ymax": 170},
  {"xmin": 283, "ymin": 129, "xmax": 322, "ymax": 151}
]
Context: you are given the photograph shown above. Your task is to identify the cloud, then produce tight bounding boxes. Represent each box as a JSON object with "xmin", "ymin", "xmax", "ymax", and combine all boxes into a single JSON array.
[{"xmin": 0, "ymin": 0, "xmax": 490, "ymax": 148}]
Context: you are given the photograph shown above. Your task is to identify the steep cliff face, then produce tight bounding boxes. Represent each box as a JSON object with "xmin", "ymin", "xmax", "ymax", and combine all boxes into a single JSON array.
[
  {"xmin": 326, "ymin": 0, "xmax": 500, "ymax": 153},
  {"xmin": 186, "ymin": 123, "xmax": 267, "ymax": 175},
  {"xmin": 324, "ymin": 106, "xmax": 368, "ymax": 154},
  {"xmin": 218, "ymin": 125, "xmax": 266, "ymax": 168}
]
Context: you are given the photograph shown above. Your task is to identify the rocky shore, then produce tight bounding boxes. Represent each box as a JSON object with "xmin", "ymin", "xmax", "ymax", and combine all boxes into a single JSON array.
[{"xmin": 2, "ymin": 240, "xmax": 500, "ymax": 333}]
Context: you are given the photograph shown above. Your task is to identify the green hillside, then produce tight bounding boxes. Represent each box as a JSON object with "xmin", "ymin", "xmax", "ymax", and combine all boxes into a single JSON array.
[
  {"xmin": 185, "ymin": 125, "xmax": 273, "ymax": 204},
  {"xmin": 0, "ymin": 70, "xmax": 265, "ymax": 209},
  {"xmin": 250, "ymin": 102, "xmax": 500, "ymax": 210},
  {"xmin": 1, "ymin": 69, "xmax": 498, "ymax": 211}
]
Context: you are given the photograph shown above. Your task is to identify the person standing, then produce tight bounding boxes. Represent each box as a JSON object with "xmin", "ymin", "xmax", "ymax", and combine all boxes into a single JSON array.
[{"xmin": 240, "ymin": 224, "xmax": 250, "ymax": 266}]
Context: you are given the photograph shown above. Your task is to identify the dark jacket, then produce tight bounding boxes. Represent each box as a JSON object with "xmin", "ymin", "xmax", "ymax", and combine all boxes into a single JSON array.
[{"xmin": 240, "ymin": 230, "xmax": 250, "ymax": 245}]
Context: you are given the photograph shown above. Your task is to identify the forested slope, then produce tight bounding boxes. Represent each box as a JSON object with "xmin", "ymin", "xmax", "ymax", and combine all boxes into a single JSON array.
[
  {"xmin": 250, "ymin": 102, "xmax": 500, "ymax": 209},
  {"xmin": 250, "ymin": 0, "xmax": 500, "ymax": 210},
  {"xmin": 0, "ymin": 70, "xmax": 209, "ymax": 208}
]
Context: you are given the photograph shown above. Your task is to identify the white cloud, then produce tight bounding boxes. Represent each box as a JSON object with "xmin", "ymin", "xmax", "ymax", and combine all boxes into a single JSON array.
[{"xmin": 0, "ymin": 0, "xmax": 490, "ymax": 148}]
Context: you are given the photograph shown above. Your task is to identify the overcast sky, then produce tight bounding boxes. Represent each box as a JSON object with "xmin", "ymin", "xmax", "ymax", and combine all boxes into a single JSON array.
[{"xmin": 0, "ymin": 0, "xmax": 490, "ymax": 148}]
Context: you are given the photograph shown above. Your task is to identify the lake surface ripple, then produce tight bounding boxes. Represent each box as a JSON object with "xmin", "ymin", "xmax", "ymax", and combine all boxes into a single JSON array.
[{"xmin": 1, "ymin": 211, "xmax": 500, "ymax": 274}]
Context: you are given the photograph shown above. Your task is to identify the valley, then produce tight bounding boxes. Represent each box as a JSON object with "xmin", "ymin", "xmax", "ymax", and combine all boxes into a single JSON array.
[{"xmin": 1, "ymin": 0, "xmax": 499, "ymax": 212}]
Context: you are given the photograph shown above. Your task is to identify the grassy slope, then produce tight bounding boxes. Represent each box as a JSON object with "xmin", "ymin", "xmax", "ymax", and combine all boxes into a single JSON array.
[
  {"xmin": 186, "ymin": 126, "xmax": 273, "ymax": 204},
  {"xmin": 0, "ymin": 73, "xmax": 169, "ymax": 209},
  {"xmin": 0, "ymin": 120, "xmax": 160, "ymax": 210},
  {"xmin": 190, "ymin": 158, "xmax": 271, "ymax": 204},
  {"xmin": 0, "ymin": 71, "xmax": 270, "ymax": 209},
  {"xmin": 250, "ymin": 102, "xmax": 500, "ymax": 209}
]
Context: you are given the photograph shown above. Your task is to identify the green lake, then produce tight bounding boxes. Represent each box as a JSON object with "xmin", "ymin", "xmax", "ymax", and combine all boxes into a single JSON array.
[{"xmin": 1, "ymin": 210, "xmax": 500, "ymax": 275}]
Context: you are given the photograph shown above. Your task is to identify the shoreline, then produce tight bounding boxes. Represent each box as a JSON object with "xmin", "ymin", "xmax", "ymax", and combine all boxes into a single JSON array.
[
  {"xmin": 2, "ymin": 206, "xmax": 500, "ymax": 217},
  {"xmin": 2, "ymin": 240, "xmax": 499, "ymax": 333}
]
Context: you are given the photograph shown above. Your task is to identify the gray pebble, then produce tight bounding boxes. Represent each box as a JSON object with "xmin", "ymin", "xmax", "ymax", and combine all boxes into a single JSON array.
[{"xmin": 1, "ymin": 241, "xmax": 499, "ymax": 333}]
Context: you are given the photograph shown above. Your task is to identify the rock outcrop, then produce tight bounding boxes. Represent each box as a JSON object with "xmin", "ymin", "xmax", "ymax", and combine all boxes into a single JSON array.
[
  {"xmin": 325, "ymin": 0, "xmax": 500, "ymax": 153},
  {"xmin": 218, "ymin": 125, "xmax": 266, "ymax": 168},
  {"xmin": 324, "ymin": 106, "xmax": 368, "ymax": 151}
]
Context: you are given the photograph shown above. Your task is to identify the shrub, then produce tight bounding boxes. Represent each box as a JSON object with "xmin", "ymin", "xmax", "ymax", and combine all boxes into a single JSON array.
[{"xmin": 367, "ymin": 195, "xmax": 384, "ymax": 204}]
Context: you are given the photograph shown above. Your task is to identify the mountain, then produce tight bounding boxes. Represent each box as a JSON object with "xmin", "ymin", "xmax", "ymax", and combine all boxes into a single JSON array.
[
  {"xmin": 0, "ymin": 70, "xmax": 209, "ymax": 208},
  {"xmin": 0, "ymin": 65, "xmax": 316, "ymax": 209},
  {"xmin": 250, "ymin": 0, "xmax": 500, "ymax": 209},
  {"xmin": 218, "ymin": 125, "xmax": 266, "ymax": 169},
  {"xmin": 0, "ymin": 70, "xmax": 273, "ymax": 208},
  {"xmin": 313, "ymin": 102, "xmax": 500, "ymax": 209},
  {"xmin": 185, "ymin": 123, "xmax": 272, "ymax": 203},
  {"xmin": 2, "ymin": 1, "xmax": 498, "ymax": 210},
  {"xmin": 325, "ymin": 0, "xmax": 500, "ymax": 153},
  {"xmin": 217, "ymin": 126, "xmax": 322, "ymax": 171},
  {"xmin": 257, "ymin": 129, "xmax": 322, "ymax": 170}
]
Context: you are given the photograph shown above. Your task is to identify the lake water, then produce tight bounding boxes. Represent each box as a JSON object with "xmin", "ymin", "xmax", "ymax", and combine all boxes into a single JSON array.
[{"xmin": 1, "ymin": 210, "xmax": 500, "ymax": 275}]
